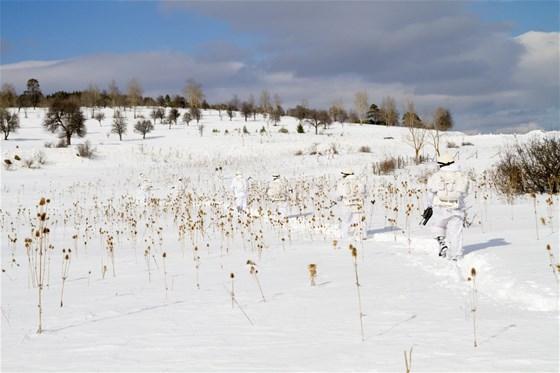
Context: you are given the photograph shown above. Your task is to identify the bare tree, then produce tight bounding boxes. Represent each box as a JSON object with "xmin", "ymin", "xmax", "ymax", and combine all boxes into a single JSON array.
[
  {"xmin": 127, "ymin": 79, "xmax": 143, "ymax": 118},
  {"xmin": 94, "ymin": 112, "xmax": 105, "ymax": 126},
  {"xmin": 83, "ymin": 84, "xmax": 100, "ymax": 118},
  {"xmin": 0, "ymin": 108, "xmax": 20, "ymax": 140},
  {"xmin": 329, "ymin": 99, "xmax": 347, "ymax": 123},
  {"xmin": 354, "ymin": 91, "xmax": 368, "ymax": 124},
  {"xmin": 111, "ymin": 110, "xmax": 127, "ymax": 141},
  {"xmin": 184, "ymin": 80, "xmax": 205, "ymax": 109},
  {"xmin": 248, "ymin": 94, "xmax": 256, "ymax": 120},
  {"xmin": 190, "ymin": 106, "xmax": 202, "ymax": 124},
  {"xmin": 167, "ymin": 108, "xmax": 180, "ymax": 129},
  {"xmin": 108, "ymin": 80, "xmax": 120, "ymax": 108},
  {"xmin": 43, "ymin": 99, "xmax": 86, "ymax": 145},
  {"xmin": 403, "ymin": 101, "xmax": 426, "ymax": 163},
  {"xmin": 259, "ymin": 90, "xmax": 271, "ymax": 119},
  {"xmin": 150, "ymin": 108, "xmax": 165, "ymax": 124},
  {"xmin": 241, "ymin": 101, "xmax": 252, "ymax": 122},
  {"xmin": 0, "ymin": 84, "xmax": 17, "ymax": 107},
  {"xmin": 306, "ymin": 110, "xmax": 332, "ymax": 135},
  {"xmin": 134, "ymin": 119, "xmax": 153, "ymax": 139},
  {"xmin": 182, "ymin": 112, "xmax": 192, "ymax": 126},
  {"xmin": 380, "ymin": 96, "xmax": 399, "ymax": 126}
]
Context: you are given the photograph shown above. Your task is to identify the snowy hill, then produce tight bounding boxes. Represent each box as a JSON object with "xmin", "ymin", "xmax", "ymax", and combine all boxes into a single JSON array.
[{"xmin": 1, "ymin": 107, "xmax": 558, "ymax": 372}]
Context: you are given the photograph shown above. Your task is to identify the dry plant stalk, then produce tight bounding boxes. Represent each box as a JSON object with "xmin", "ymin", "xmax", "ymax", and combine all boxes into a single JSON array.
[
  {"xmin": 308, "ymin": 264, "xmax": 317, "ymax": 286},
  {"xmin": 545, "ymin": 244, "xmax": 559, "ymax": 283},
  {"xmin": 404, "ymin": 346, "xmax": 413, "ymax": 373},
  {"xmin": 34, "ymin": 197, "xmax": 50, "ymax": 333},
  {"xmin": 228, "ymin": 273, "xmax": 253, "ymax": 325},
  {"xmin": 162, "ymin": 252, "xmax": 169, "ymax": 298},
  {"xmin": 532, "ymin": 193, "xmax": 539, "ymax": 240},
  {"xmin": 467, "ymin": 267, "xmax": 478, "ymax": 347},
  {"xmin": 350, "ymin": 244, "xmax": 365, "ymax": 341},
  {"xmin": 230, "ymin": 272, "xmax": 235, "ymax": 309},
  {"xmin": 247, "ymin": 260, "xmax": 266, "ymax": 302},
  {"xmin": 60, "ymin": 248, "xmax": 71, "ymax": 307}
]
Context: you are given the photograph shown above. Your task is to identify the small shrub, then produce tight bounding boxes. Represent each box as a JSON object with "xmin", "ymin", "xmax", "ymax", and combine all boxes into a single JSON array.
[
  {"xmin": 44, "ymin": 142, "xmax": 54, "ymax": 148},
  {"xmin": 259, "ymin": 126, "xmax": 266, "ymax": 134},
  {"xmin": 447, "ymin": 141, "xmax": 458, "ymax": 148},
  {"xmin": 462, "ymin": 141, "xmax": 474, "ymax": 146},
  {"xmin": 212, "ymin": 128, "xmax": 220, "ymax": 133},
  {"xmin": 76, "ymin": 141, "xmax": 96, "ymax": 159},
  {"xmin": 224, "ymin": 129, "xmax": 229, "ymax": 134},
  {"xmin": 294, "ymin": 149, "xmax": 304, "ymax": 156},
  {"xmin": 297, "ymin": 123, "xmax": 305, "ymax": 133},
  {"xmin": 243, "ymin": 126, "xmax": 250, "ymax": 134},
  {"xmin": 374, "ymin": 158, "xmax": 397, "ymax": 174},
  {"xmin": 21, "ymin": 157, "xmax": 36, "ymax": 169},
  {"xmin": 278, "ymin": 127, "xmax": 288, "ymax": 134},
  {"xmin": 56, "ymin": 138, "xmax": 68, "ymax": 148},
  {"xmin": 358, "ymin": 145, "xmax": 371, "ymax": 153},
  {"xmin": 372, "ymin": 155, "xmax": 427, "ymax": 175},
  {"xmin": 492, "ymin": 137, "xmax": 560, "ymax": 194}
]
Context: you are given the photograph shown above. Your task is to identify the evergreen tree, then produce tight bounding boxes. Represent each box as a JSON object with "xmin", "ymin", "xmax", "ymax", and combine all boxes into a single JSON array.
[
  {"xmin": 366, "ymin": 104, "xmax": 383, "ymax": 125},
  {"xmin": 24, "ymin": 78, "xmax": 43, "ymax": 109}
]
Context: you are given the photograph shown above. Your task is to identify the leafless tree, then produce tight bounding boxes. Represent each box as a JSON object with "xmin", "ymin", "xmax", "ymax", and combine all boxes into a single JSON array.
[
  {"xmin": 184, "ymin": 80, "xmax": 204, "ymax": 109},
  {"xmin": 108, "ymin": 80, "xmax": 121, "ymax": 109},
  {"xmin": 404, "ymin": 101, "xmax": 426, "ymax": 163},
  {"xmin": 127, "ymin": 79, "xmax": 143, "ymax": 118},
  {"xmin": 380, "ymin": 96, "xmax": 399, "ymax": 126},
  {"xmin": 82, "ymin": 84, "xmax": 100, "ymax": 118},
  {"xmin": 354, "ymin": 91, "xmax": 369, "ymax": 124},
  {"xmin": 111, "ymin": 110, "xmax": 127, "ymax": 141},
  {"xmin": 259, "ymin": 90, "xmax": 271, "ymax": 119},
  {"xmin": 0, "ymin": 83, "xmax": 17, "ymax": 107}
]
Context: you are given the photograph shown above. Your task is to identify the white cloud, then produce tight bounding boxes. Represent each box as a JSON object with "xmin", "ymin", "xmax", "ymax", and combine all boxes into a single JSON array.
[{"xmin": 1, "ymin": 29, "xmax": 557, "ymax": 133}]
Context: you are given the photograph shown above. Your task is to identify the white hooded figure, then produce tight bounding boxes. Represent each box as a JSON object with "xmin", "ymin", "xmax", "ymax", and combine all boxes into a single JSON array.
[
  {"xmin": 337, "ymin": 168, "xmax": 366, "ymax": 243},
  {"xmin": 425, "ymin": 153, "xmax": 469, "ymax": 260},
  {"xmin": 267, "ymin": 173, "xmax": 289, "ymax": 216},
  {"xmin": 230, "ymin": 171, "xmax": 249, "ymax": 212},
  {"xmin": 136, "ymin": 173, "xmax": 154, "ymax": 201}
]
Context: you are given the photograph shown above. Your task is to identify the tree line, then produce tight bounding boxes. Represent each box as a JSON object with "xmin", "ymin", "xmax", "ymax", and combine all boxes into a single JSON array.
[{"xmin": 1, "ymin": 78, "xmax": 454, "ymax": 141}]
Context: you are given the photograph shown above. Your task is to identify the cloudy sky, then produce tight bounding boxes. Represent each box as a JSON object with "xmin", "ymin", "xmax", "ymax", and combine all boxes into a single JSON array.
[{"xmin": 1, "ymin": 1, "xmax": 558, "ymax": 133}]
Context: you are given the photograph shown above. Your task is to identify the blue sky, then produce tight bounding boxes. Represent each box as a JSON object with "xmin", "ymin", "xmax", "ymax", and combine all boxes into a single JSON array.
[
  {"xmin": 0, "ymin": 1, "xmax": 558, "ymax": 133},
  {"xmin": 0, "ymin": 1, "xmax": 259, "ymax": 64},
  {"xmin": 2, "ymin": 1, "xmax": 557, "ymax": 64}
]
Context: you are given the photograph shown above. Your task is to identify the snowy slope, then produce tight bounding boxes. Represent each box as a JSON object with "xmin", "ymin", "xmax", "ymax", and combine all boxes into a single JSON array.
[{"xmin": 1, "ymin": 107, "xmax": 558, "ymax": 372}]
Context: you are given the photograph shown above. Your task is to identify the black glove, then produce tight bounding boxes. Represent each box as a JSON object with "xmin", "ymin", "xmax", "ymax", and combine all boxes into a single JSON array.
[{"xmin": 421, "ymin": 207, "xmax": 433, "ymax": 225}]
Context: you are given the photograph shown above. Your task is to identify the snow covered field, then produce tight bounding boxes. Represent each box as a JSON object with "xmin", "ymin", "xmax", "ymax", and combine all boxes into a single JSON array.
[{"xmin": 1, "ymin": 107, "xmax": 558, "ymax": 372}]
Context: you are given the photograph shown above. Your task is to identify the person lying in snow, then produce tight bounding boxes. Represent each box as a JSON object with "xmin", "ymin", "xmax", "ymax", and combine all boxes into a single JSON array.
[{"xmin": 423, "ymin": 153, "xmax": 469, "ymax": 261}]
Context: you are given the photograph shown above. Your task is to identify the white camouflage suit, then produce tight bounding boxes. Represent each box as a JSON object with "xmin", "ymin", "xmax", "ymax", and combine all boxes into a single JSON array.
[
  {"xmin": 267, "ymin": 176, "xmax": 289, "ymax": 216},
  {"xmin": 426, "ymin": 163, "xmax": 469, "ymax": 260},
  {"xmin": 230, "ymin": 174, "xmax": 249, "ymax": 212},
  {"xmin": 337, "ymin": 174, "xmax": 366, "ymax": 243}
]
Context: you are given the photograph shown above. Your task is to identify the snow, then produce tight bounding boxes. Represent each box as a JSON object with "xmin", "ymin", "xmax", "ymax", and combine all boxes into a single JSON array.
[{"xmin": 1, "ymin": 107, "xmax": 558, "ymax": 372}]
